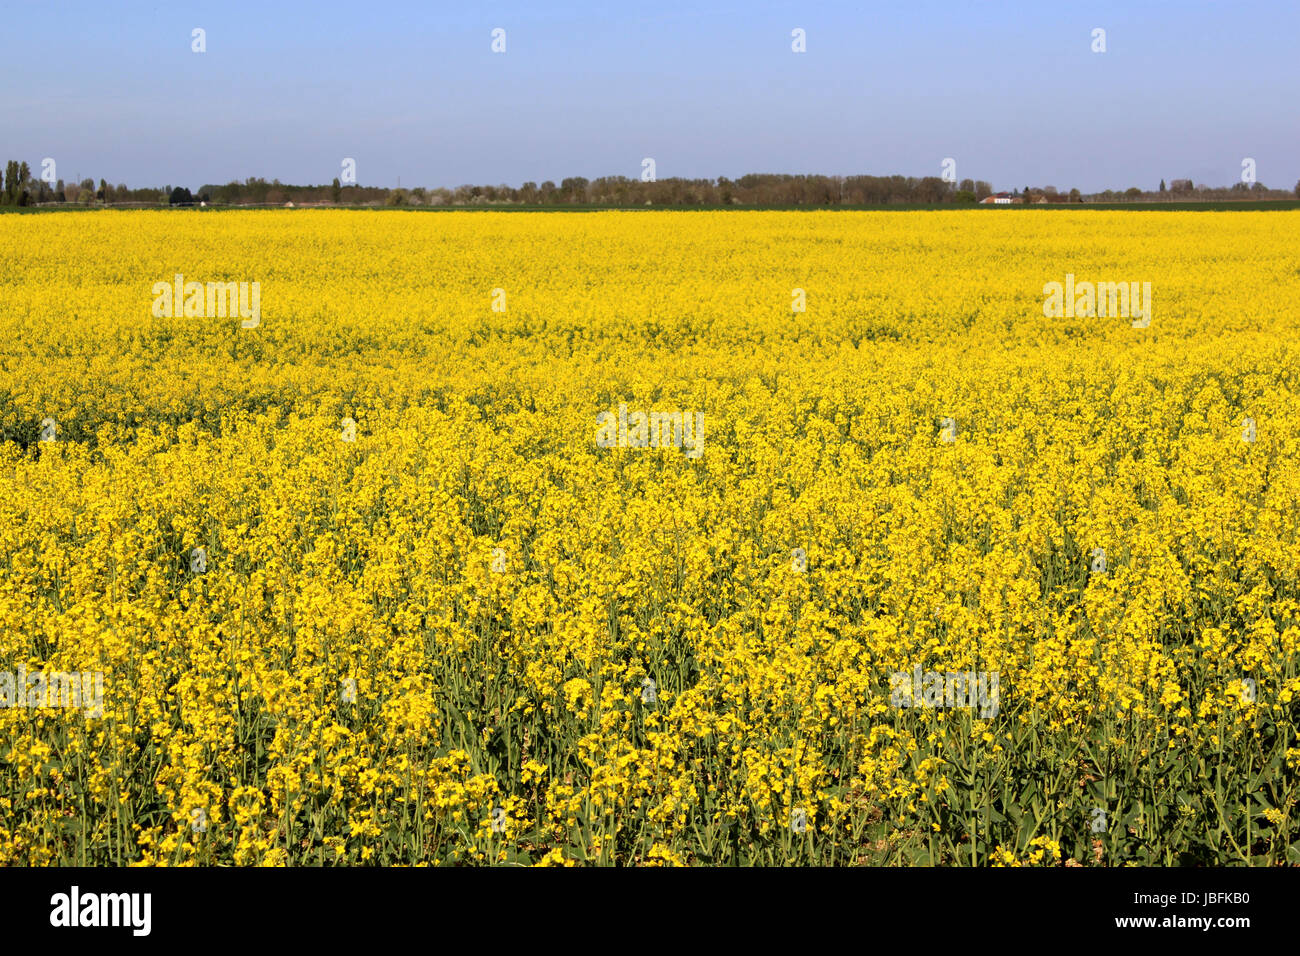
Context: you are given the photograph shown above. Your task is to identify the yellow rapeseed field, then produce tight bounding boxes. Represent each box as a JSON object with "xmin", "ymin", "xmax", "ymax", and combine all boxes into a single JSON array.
[{"xmin": 1, "ymin": 209, "xmax": 1298, "ymax": 865}]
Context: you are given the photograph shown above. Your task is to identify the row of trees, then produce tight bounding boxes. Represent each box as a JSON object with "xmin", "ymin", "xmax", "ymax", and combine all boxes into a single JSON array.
[
  {"xmin": 1011, "ymin": 185, "xmax": 1085, "ymax": 203},
  {"xmin": 181, "ymin": 173, "xmax": 1300, "ymax": 206},
  {"xmin": 148, "ymin": 174, "xmax": 1300, "ymax": 207},
  {"xmin": 1125, "ymin": 178, "xmax": 1297, "ymax": 201},
  {"xmin": 183, "ymin": 173, "xmax": 1002, "ymax": 206},
  {"xmin": 1086, "ymin": 178, "xmax": 1296, "ymax": 202},
  {"xmin": 6, "ymin": 158, "xmax": 1300, "ymax": 208},
  {"xmin": 194, "ymin": 177, "xmax": 390, "ymax": 206},
  {"xmin": 1, "ymin": 160, "xmax": 165, "ymax": 206}
]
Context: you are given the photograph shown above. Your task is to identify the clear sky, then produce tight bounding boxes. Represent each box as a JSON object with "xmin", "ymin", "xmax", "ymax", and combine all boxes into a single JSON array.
[{"xmin": 2, "ymin": 0, "xmax": 1296, "ymax": 193}]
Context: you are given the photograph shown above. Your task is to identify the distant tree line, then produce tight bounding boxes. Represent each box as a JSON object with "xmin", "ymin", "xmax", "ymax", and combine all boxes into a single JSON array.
[
  {"xmin": 186, "ymin": 173, "xmax": 997, "ymax": 207},
  {"xmin": 1, "ymin": 160, "xmax": 164, "ymax": 206},
  {"xmin": 1097, "ymin": 177, "xmax": 1298, "ymax": 202},
  {"xmin": 1, "ymin": 166, "xmax": 1002, "ymax": 207},
  {"xmin": 4, "ymin": 159, "xmax": 1299, "ymax": 208}
]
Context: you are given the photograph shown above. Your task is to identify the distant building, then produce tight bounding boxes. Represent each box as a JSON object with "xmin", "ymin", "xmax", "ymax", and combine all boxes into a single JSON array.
[{"xmin": 981, "ymin": 192, "xmax": 1019, "ymax": 205}]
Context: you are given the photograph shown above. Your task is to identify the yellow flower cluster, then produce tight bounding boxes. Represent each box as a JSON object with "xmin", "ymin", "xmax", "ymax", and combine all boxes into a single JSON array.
[{"xmin": 1, "ymin": 209, "xmax": 1298, "ymax": 865}]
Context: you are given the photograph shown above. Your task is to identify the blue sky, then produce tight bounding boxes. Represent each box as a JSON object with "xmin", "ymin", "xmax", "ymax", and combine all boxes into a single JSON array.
[{"xmin": 2, "ymin": 0, "xmax": 1296, "ymax": 193}]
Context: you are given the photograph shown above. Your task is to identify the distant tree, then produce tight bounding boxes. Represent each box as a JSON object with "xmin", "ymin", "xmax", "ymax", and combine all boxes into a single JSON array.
[
  {"xmin": 1159, "ymin": 179, "xmax": 1166, "ymax": 193},
  {"xmin": 974, "ymin": 180, "xmax": 993, "ymax": 201},
  {"xmin": 916, "ymin": 176, "xmax": 948, "ymax": 203},
  {"xmin": 209, "ymin": 180, "xmax": 241, "ymax": 204},
  {"xmin": 953, "ymin": 189, "xmax": 976, "ymax": 203},
  {"xmin": 1295, "ymin": 179, "xmax": 1300, "ymax": 198},
  {"xmin": 98, "ymin": 178, "xmax": 108, "ymax": 202},
  {"xmin": 244, "ymin": 177, "xmax": 270, "ymax": 203},
  {"xmin": 1125, "ymin": 187, "xmax": 1143, "ymax": 199},
  {"xmin": 168, "ymin": 186, "xmax": 193, "ymax": 205},
  {"xmin": 560, "ymin": 177, "xmax": 589, "ymax": 201},
  {"xmin": 1069, "ymin": 187, "xmax": 1082, "ymax": 203},
  {"xmin": 331, "ymin": 177, "xmax": 341, "ymax": 203},
  {"xmin": 3, "ymin": 161, "xmax": 33, "ymax": 205}
]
